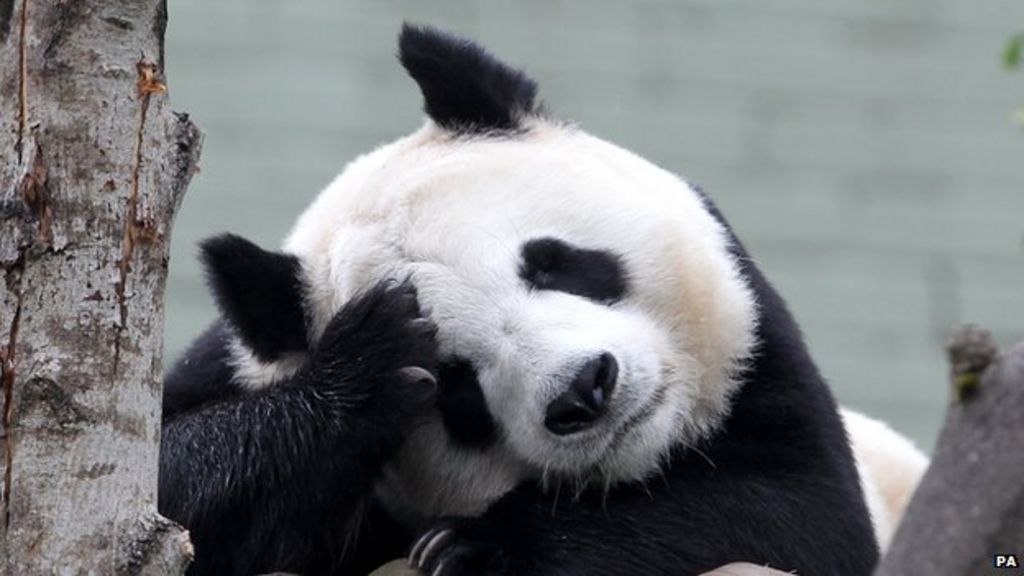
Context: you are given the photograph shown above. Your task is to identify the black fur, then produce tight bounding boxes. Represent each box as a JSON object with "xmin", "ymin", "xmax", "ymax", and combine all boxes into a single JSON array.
[
  {"xmin": 519, "ymin": 237, "xmax": 629, "ymax": 304},
  {"xmin": 399, "ymin": 23, "xmax": 538, "ymax": 133},
  {"xmin": 409, "ymin": 191, "xmax": 879, "ymax": 576},
  {"xmin": 159, "ymin": 278, "xmax": 438, "ymax": 576},
  {"xmin": 437, "ymin": 358, "xmax": 500, "ymax": 450},
  {"xmin": 200, "ymin": 233, "xmax": 308, "ymax": 361},
  {"xmin": 162, "ymin": 321, "xmax": 238, "ymax": 420},
  {"xmin": 160, "ymin": 27, "xmax": 879, "ymax": 576}
]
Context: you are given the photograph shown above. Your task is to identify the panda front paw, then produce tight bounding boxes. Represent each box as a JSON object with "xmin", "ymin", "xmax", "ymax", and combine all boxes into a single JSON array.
[
  {"xmin": 409, "ymin": 518, "xmax": 512, "ymax": 576},
  {"xmin": 305, "ymin": 278, "xmax": 439, "ymax": 418}
]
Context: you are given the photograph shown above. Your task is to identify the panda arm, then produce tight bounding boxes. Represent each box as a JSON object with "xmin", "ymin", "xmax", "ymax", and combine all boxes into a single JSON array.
[
  {"xmin": 160, "ymin": 384, "xmax": 375, "ymax": 575},
  {"xmin": 158, "ymin": 280, "xmax": 437, "ymax": 576},
  {"xmin": 412, "ymin": 461, "xmax": 876, "ymax": 576}
]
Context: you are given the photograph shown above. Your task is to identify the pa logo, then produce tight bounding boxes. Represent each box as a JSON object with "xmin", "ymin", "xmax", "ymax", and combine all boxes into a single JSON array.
[{"xmin": 994, "ymin": 554, "xmax": 1019, "ymax": 569}]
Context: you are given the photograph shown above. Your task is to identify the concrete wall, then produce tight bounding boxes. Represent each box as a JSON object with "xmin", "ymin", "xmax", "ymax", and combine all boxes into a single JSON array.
[{"xmin": 164, "ymin": 0, "xmax": 1024, "ymax": 448}]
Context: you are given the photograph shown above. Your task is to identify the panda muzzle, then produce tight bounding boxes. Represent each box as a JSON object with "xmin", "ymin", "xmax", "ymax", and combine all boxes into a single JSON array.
[{"xmin": 543, "ymin": 352, "xmax": 618, "ymax": 436}]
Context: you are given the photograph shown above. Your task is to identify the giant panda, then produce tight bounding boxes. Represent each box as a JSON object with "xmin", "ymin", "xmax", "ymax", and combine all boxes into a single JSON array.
[{"xmin": 159, "ymin": 24, "xmax": 919, "ymax": 576}]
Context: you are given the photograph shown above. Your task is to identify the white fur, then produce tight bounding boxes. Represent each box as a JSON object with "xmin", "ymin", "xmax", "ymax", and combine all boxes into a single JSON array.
[
  {"xmin": 227, "ymin": 337, "xmax": 307, "ymax": 390},
  {"xmin": 841, "ymin": 408, "xmax": 930, "ymax": 551},
  {"xmin": 285, "ymin": 119, "xmax": 757, "ymax": 515},
  {"xmin": 376, "ymin": 420, "xmax": 530, "ymax": 530}
]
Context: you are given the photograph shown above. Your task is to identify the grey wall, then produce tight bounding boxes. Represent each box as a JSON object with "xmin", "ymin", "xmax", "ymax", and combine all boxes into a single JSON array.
[{"xmin": 165, "ymin": 1, "xmax": 1024, "ymax": 449}]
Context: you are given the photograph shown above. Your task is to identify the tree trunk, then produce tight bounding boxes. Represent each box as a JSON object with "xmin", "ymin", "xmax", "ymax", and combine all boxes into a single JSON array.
[
  {"xmin": 875, "ymin": 327, "xmax": 1024, "ymax": 576},
  {"xmin": 0, "ymin": 1, "xmax": 200, "ymax": 574}
]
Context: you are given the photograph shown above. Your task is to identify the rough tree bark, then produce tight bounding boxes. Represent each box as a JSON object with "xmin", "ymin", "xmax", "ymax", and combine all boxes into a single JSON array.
[
  {"xmin": 876, "ymin": 326, "xmax": 1024, "ymax": 576},
  {"xmin": 0, "ymin": 1, "xmax": 200, "ymax": 574}
]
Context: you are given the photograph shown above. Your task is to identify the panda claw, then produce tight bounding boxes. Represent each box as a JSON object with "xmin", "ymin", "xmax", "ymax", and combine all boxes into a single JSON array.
[
  {"xmin": 431, "ymin": 558, "xmax": 448, "ymax": 576},
  {"xmin": 417, "ymin": 527, "xmax": 455, "ymax": 569},
  {"xmin": 409, "ymin": 526, "xmax": 445, "ymax": 567},
  {"xmin": 398, "ymin": 366, "xmax": 437, "ymax": 391},
  {"xmin": 408, "ymin": 531, "xmax": 428, "ymax": 567},
  {"xmin": 408, "ymin": 317, "xmax": 433, "ymax": 330}
]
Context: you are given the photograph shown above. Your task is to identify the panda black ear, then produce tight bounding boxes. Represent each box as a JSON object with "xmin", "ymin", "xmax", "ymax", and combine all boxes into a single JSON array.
[
  {"xmin": 398, "ymin": 23, "xmax": 539, "ymax": 132},
  {"xmin": 199, "ymin": 234, "xmax": 308, "ymax": 361}
]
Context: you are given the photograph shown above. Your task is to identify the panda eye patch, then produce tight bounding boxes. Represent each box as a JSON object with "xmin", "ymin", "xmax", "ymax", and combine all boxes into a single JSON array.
[
  {"xmin": 437, "ymin": 358, "xmax": 499, "ymax": 450},
  {"xmin": 519, "ymin": 237, "xmax": 627, "ymax": 304}
]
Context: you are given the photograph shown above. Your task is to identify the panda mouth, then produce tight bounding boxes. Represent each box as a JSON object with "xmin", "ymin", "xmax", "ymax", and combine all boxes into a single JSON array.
[
  {"xmin": 551, "ymin": 382, "xmax": 666, "ymax": 449},
  {"xmin": 538, "ymin": 383, "xmax": 668, "ymax": 481},
  {"xmin": 605, "ymin": 383, "xmax": 668, "ymax": 452}
]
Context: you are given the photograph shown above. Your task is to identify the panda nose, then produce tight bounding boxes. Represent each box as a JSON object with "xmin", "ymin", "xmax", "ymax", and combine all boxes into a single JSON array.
[{"xmin": 544, "ymin": 353, "xmax": 618, "ymax": 436}]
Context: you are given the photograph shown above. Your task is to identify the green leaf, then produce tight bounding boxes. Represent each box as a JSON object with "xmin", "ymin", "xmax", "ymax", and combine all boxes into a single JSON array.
[{"xmin": 1005, "ymin": 33, "xmax": 1024, "ymax": 69}]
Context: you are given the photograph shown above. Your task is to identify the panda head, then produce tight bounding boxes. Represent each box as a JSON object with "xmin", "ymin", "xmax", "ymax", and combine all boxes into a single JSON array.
[
  {"xmin": 203, "ymin": 25, "xmax": 757, "ymax": 510},
  {"xmin": 277, "ymin": 25, "xmax": 757, "ymax": 485}
]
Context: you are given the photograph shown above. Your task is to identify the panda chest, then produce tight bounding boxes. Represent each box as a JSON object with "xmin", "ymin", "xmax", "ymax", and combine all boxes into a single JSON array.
[{"xmin": 374, "ymin": 417, "xmax": 530, "ymax": 529}]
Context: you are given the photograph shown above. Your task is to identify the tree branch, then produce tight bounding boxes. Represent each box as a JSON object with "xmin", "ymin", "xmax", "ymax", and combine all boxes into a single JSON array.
[{"xmin": 875, "ymin": 326, "xmax": 1024, "ymax": 575}]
